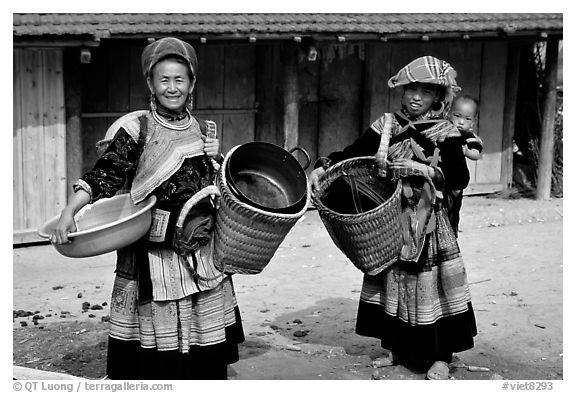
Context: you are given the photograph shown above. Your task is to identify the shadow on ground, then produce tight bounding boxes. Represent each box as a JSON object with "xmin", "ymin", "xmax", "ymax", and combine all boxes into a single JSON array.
[{"xmin": 268, "ymin": 297, "xmax": 383, "ymax": 359}]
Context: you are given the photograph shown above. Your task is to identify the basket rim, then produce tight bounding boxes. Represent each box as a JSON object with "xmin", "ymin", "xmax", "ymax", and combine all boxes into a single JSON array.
[
  {"xmin": 312, "ymin": 156, "xmax": 401, "ymax": 218},
  {"xmin": 220, "ymin": 144, "xmax": 310, "ymax": 219}
]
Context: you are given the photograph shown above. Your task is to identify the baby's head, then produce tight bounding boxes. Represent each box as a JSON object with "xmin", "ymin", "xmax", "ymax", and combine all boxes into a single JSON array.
[{"xmin": 449, "ymin": 95, "xmax": 479, "ymax": 132}]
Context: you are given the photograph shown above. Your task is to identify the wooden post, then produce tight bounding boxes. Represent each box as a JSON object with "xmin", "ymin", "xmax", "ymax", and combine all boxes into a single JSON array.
[
  {"xmin": 64, "ymin": 48, "xmax": 83, "ymax": 199},
  {"xmin": 536, "ymin": 38, "xmax": 559, "ymax": 200},
  {"xmin": 282, "ymin": 43, "xmax": 299, "ymax": 150},
  {"xmin": 501, "ymin": 43, "xmax": 521, "ymax": 189},
  {"xmin": 362, "ymin": 42, "xmax": 392, "ymax": 129}
]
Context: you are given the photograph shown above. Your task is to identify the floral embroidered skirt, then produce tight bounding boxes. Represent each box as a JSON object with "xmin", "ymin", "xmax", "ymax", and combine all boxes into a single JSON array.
[
  {"xmin": 106, "ymin": 275, "xmax": 244, "ymax": 379},
  {"xmin": 355, "ymin": 209, "xmax": 477, "ymax": 361}
]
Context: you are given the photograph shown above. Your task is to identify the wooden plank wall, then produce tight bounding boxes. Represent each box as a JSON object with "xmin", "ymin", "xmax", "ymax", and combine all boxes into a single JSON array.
[
  {"xmin": 42, "ymin": 51, "xmax": 67, "ymax": 223},
  {"xmin": 80, "ymin": 42, "xmax": 149, "ymax": 171},
  {"xmin": 254, "ymin": 44, "xmax": 284, "ymax": 146},
  {"xmin": 222, "ymin": 45, "xmax": 256, "ymax": 151},
  {"xmin": 250, "ymin": 39, "xmax": 510, "ymax": 191},
  {"xmin": 70, "ymin": 39, "xmax": 510, "ymax": 209},
  {"xmin": 20, "ymin": 50, "xmax": 44, "ymax": 233},
  {"xmin": 501, "ymin": 44, "xmax": 521, "ymax": 189},
  {"xmin": 63, "ymin": 48, "xmax": 84, "ymax": 198},
  {"xmin": 196, "ymin": 45, "xmax": 225, "ymax": 138},
  {"xmin": 362, "ymin": 41, "xmax": 508, "ymax": 194},
  {"xmin": 475, "ymin": 42, "xmax": 508, "ymax": 191},
  {"xmin": 363, "ymin": 43, "xmax": 392, "ymax": 130},
  {"xmin": 13, "ymin": 49, "xmax": 66, "ymax": 243},
  {"xmin": 129, "ymin": 45, "xmax": 148, "ymax": 110},
  {"xmin": 81, "ymin": 46, "xmax": 111, "ymax": 173},
  {"xmin": 13, "ymin": 51, "xmax": 24, "ymax": 232},
  {"xmin": 317, "ymin": 44, "xmax": 364, "ymax": 159},
  {"xmin": 297, "ymin": 49, "xmax": 321, "ymax": 171},
  {"xmin": 78, "ymin": 42, "xmax": 257, "ymax": 170},
  {"xmin": 196, "ymin": 44, "xmax": 257, "ymax": 153},
  {"xmin": 448, "ymin": 42, "xmax": 484, "ymax": 188}
]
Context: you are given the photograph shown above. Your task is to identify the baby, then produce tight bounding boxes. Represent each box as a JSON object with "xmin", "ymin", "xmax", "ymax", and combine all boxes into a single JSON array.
[
  {"xmin": 450, "ymin": 94, "xmax": 483, "ymax": 160},
  {"xmin": 444, "ymin": 94, "xmax": 483, "ymax": 236}
]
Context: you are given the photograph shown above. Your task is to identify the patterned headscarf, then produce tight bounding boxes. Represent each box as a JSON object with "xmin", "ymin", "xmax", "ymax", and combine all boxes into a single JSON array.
[
  {"xmin": 388, "ymin": 56, "xmax": 461, "ymax": 110},
  {"xmin": 141, "ymin": 37, "xmax": 198, "ymax": 79}
]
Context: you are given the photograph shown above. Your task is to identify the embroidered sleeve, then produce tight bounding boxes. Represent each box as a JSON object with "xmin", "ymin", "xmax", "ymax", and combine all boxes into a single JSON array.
[
  {"xmin": 81, "ymin": 127, "xmax": 142, "ymax": 202},
  {"xmin": 437, "ymin": 136, "xmax": 470, "ymax": 191},
  {"xmin": 72, "ymin": 179, "xmax": 93, "ymax": 202},
  {"xmin": 461, "ymin": 130, "xmax": 484, "ymax": 152}
]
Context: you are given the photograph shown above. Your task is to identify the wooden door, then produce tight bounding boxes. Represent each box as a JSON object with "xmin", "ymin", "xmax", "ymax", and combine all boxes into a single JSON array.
[
  {"xmin": 365, "ymin": 41, "xmax": 509, "ymax": 194},
  {"xmin": 316, "ymin": 45, "xmax": 364, "ymax": 159},
  {"xmin": 13, "ymin": 49, "xmax": 66, "ymax": 244},
  {"xmin": 195, "ymin": 44, "xmax": 257, "ymax": 154},
  {"xmin": 472, "ymin": 42, "xmax": 508, "ymax": 194}
]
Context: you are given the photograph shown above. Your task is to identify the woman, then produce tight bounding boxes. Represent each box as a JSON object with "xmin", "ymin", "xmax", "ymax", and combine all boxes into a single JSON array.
[
  {"xmin": 50, "ymin": 37, "xmax": 244, "ymax": 380},
  {"xmin": 310, "ymin": 56, "xmax": 477, "ymax": 380}
]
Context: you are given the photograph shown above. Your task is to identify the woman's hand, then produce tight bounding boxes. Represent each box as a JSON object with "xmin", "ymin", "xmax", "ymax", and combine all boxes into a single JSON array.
[
  {"xmin": 309, "ymin": 167, "xmax": 326, "ymax": 193},
  {"xmin": 389, "ymin": 158, "xmax": 431, "ymax": 177},
  {"xmin": 50, "ymin": 207, "xmax": 78, "ymax": 244},
  {"xmin": 49, "ymin": 188, "xmax": 90, "ymax": 244},
  {"xmin": 203, "ymin": 137, "xmax": 220, "ymax": 158}
]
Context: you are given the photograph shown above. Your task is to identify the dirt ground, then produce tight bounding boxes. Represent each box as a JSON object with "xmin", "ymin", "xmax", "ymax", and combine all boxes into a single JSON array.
[{"xmin": 12, "ymin": 196, "xmax": 563, "ymax": 380}]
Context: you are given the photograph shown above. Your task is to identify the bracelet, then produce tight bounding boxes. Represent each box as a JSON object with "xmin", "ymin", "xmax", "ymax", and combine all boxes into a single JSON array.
[{"xmin": 73, "ymin": 179, "xmax": 93, "ymax": 202}]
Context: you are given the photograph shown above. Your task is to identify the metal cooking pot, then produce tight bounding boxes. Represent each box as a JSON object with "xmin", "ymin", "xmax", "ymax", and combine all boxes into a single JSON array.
[{"xmin": 226, "ymin": 142, "xmax": 310, "ymax": 213}]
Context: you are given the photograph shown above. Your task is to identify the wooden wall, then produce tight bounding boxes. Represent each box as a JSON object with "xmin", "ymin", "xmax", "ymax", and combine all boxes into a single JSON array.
[
  {"xmin": 77, "ymin": 41, "xmax": 258, "ymax": 169},
  {"xmin": 352, "ymin": 41, "xmax": 512, "ymax": 194},
  {"xmin": 13, "ymin": 49, "xmax": 66, "ymax": 243},
  {"xmin": 72, "ymin": 39, "xmax": 512, "ymax": 194},
  {"xmin": 13, "ymin": 38, "xmax": 518, "ymax": 243},
  {"xmin": 80, "ymin": 42, "xmax": 149, "ymax": 173},
  {"xmin": 195, "ymin": 44, "xmax": 257, "ymax": 151}
]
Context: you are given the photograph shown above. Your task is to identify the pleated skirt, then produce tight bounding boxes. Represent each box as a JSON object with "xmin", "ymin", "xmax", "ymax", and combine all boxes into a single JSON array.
[
  {"xmin": 106, "ymin": 275, "xmax": 244, "ymax": 379},
  {"xmin": 355, "ymin": 209, "xmax": 477, "ymax": 361}
]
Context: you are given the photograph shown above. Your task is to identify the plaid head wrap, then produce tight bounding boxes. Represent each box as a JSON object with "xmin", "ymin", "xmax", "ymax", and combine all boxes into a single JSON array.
[
  {"xmin": 388, "ymin": 56, "xmax": 461, "ymax": 106},
  {"xmin": 141, "ymin": 37, "xmax": 198, "ymax": 79}
]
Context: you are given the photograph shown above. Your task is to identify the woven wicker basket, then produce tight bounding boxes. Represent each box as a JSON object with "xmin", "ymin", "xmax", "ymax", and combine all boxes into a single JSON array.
[
  {"xmin": 213, "ymin": 146, "xmax": 310, "ymax": 274},
  {"xmin": 313, "ymin": 156, "xmax": 403, "ymax": 275}
]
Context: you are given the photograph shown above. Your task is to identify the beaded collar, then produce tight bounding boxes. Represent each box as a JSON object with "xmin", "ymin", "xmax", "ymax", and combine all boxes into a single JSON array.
[{"xmin": 152, "ymin": 102, "xmax": 193, "ymax": 131}]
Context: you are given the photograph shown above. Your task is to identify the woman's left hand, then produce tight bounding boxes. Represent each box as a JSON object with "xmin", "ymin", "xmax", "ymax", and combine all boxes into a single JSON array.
[
  {"xmin": 203, "ymin": 137, "xmax": 220, "ymax": 158},
  {"xmin": 389, "ymin": 159, "xmax": 430, "ymax": 176}
]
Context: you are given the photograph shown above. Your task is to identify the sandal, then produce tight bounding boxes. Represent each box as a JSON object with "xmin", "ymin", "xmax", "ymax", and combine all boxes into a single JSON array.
[
  {"xmin": 426, "ymin": 361, "xmax": 450, "ymax": 380},
  {"xmin": 372, "ymin": 352, "xmax": 401, "ymax": 368}
]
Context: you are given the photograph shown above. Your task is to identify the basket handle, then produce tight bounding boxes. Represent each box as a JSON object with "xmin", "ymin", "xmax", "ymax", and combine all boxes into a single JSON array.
[
  {"xmin": 375, "ymin": 113, "xmax": 393, "ymax": 177},
  {"xmin": 289, "ymin": 146, "xmax": 311, "ymax": 170},
  {"xmin": 176, "ymin": 185, "xmax": 220, "ymax": 229},
  {"xmin": 343, "ymin": 173, "xmax": 364, "ymax": 214},
  {"xmin": 175, "ymin": 185, "xmax": 225, "ymax": 283}
]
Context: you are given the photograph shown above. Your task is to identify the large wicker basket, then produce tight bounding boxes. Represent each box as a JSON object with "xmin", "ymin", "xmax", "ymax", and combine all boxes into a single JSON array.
[
  {"xmin": 213, "ymin": 146, "xmax": 310, "ymax": 274},
  {"xmin": 313, "ymin": 156, "xmax": 403, "ymax": 275}
]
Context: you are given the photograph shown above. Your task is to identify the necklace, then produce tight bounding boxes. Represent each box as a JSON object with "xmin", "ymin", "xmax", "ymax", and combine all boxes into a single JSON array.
[{"xmin": 151, "ymin": 107, "xmax": 193, "ymax": 131}]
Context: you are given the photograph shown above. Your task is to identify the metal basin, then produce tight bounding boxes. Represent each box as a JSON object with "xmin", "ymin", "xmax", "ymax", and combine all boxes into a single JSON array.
[
  {"xmin": 226, "ymin": 142, "xmax": 310, "ymax": 213},
  {"xmin": 38, "ymin": 194, "xmax": 156, "ymax": 258}
]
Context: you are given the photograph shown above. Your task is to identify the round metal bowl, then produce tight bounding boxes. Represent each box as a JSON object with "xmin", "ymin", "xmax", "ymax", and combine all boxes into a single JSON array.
[
  {"xmin": 226, "ymin": 142, "xmax": 309, "ymax": 213},
  {"xmin": 38, "ymin": 194, "xmax": 156, "ymax": 258}
]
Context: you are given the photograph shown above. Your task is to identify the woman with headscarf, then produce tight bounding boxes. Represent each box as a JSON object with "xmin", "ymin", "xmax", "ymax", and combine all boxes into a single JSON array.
[
  {"xmin": 50, "ymin": 37, "xmax": 244, "ymax": 380},
  {"xmin": 310, "ymin": 56, "xmax": 477, "ymax": 380}
]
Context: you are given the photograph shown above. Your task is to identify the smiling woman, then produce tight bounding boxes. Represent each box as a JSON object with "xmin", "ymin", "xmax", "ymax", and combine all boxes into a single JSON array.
[
  {"xmin": 401, "ymin": 82, "xmax": 442, "ymax": 117},
  {"xmin": 147, "ymin": 57, "xmax": 195, "ymax": 113},
  {"xmin": 47, "ymin": 37, "xmax": 244, "ymax": 380},
  {"xmin": 309, "ymin": 55, "xmax": 477, "ymax": 381}
]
